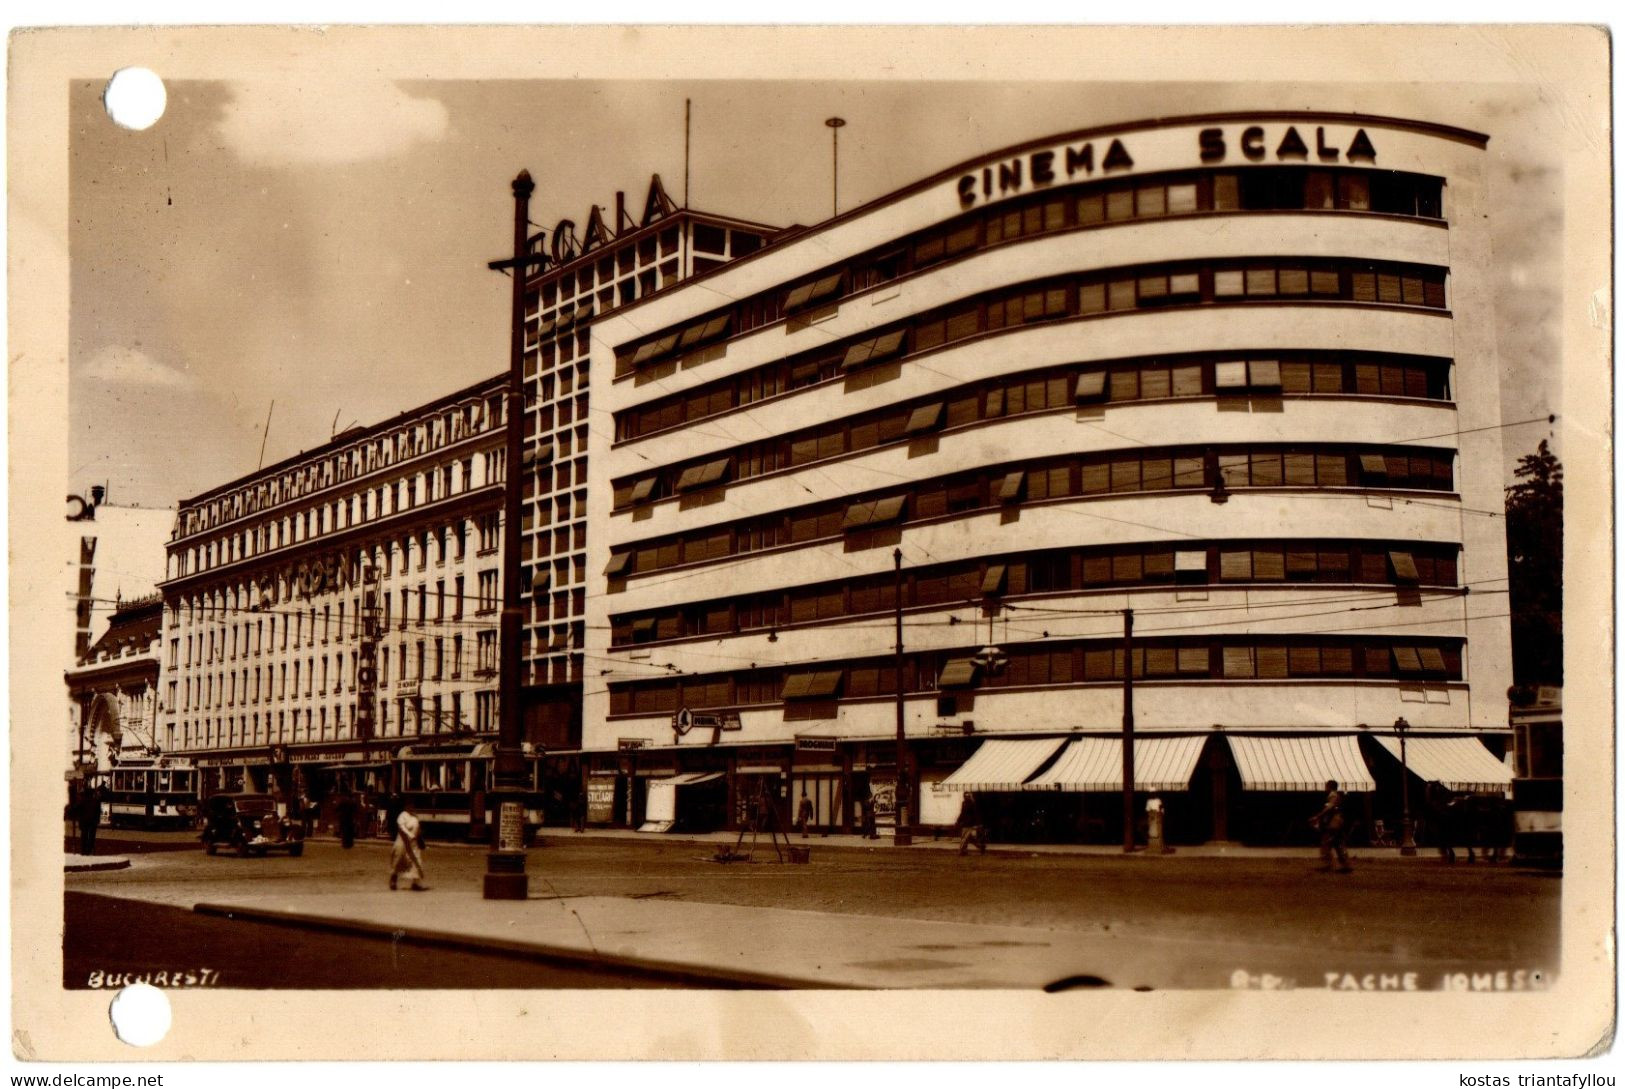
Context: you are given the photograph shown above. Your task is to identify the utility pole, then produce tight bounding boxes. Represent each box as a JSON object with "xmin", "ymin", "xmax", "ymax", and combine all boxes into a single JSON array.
[
  {"xmin": 484, "ymin": 170, "xmax": 535, "ymax": 900},
  {"xmin": 1122, "ymin": 607, "xmax": 1136, "ymax": 853},
  {"xmin": 893, "ymin": 547, "xmax": 911, "ymax": 846}
]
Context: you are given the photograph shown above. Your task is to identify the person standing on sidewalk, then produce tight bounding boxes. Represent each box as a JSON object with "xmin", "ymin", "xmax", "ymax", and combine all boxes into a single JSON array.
[
  {"xmin": 796, "ymin": 791, "xmax": 815, "ymax": 839},
  {"xmin": 389, "ymin": 799, "xmax": 427, "ymax": 891},
  {"xmin": 335, "ymin": 789, "xmax": 358, "ymax": 849},
  {"xmin": 1311, "ymin": 779, "xmax": 1352, "ymax": 873},
  {"xmin": 957, "ymin": 791, "xmax": 987, "ymax": 855}
]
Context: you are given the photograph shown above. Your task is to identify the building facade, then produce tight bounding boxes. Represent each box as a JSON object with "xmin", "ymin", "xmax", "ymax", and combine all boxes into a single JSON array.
[
  {"xmin": 586, "ymin": 112, "xmax": 1514, "ymax": 842},
  {"xmin": 158, "ymin": 375, "xmax": 511, "ymax": 803},
  {"xmin": 64, "ymin": 593, "xmax": 164, "ymax": 773},
  {"xmin": 513, "ymin": 176, "xmax": 777, "ymax": 741}
]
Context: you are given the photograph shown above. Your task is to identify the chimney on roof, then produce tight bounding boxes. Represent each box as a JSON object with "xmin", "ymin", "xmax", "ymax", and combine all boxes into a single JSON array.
[{"xmin": 90, "ymin": 485, "xmax": 106, "ymax": 506}]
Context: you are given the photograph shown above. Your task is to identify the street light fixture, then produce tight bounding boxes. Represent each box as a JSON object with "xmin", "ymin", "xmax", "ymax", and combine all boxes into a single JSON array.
[{"xmin": 1395, "ymin": 716, "xmax": 1417, "ymax": 856}]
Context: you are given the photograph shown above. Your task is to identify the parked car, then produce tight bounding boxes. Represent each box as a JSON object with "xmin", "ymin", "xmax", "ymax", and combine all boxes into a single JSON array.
[{"xmin": 201, "ymin": 793, "xmax": 305, "ymax": 857}]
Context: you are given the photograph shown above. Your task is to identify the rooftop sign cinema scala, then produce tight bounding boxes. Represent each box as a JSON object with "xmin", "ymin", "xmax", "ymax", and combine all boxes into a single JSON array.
[{"xmin": 953, "ymin": 122, "xmax": 1379, "ymax": 210}]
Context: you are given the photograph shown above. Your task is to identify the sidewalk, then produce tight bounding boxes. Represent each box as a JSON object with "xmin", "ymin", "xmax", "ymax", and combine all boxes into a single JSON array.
[
  {"xmin": 317, "ymin": 823, "xmax": 1432, "ymax": 861},
  {"xmin": 191, "ymin": 878, "xmax": 1346, "ymax": 991}
]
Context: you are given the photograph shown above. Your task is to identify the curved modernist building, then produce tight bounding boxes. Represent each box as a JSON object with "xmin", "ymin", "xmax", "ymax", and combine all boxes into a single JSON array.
[{"xmin": 585, "ymin": 112, "xmax": 1513, "ymax": 842}]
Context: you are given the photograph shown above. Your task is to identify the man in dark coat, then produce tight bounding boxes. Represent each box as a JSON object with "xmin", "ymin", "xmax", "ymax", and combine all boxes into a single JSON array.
[
  {"xmin": 76, "ymin": 786, "xmax": 104, "ymax": 856},
  {"xmin": 957, "ymin": 790, "xmax": 987, "ymax": 855}
]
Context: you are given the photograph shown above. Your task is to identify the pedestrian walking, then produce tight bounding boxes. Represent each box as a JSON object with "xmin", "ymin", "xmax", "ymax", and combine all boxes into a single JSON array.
[
  {"xmin": 335, "ymin": 789, "xmax": 358, "ymax": 849},
  {"xmin": 859, "ymin": 795, "xmax": 878, "ymax": 839},
  {"xmin": 1311, "ymin": 779, "xmax": 1352, "ymax": 873},
  {"xmin": 389, "ymin": 799, "xmax": 427, "ymax": 891},
  {"xmin": 796, "ymin": 791, "xmax": 815, "ymax": 839},
  {"xmin": 297, "ymin": 792, "xmax": 315, "ymax": 838},
  {"xmin": 569, "ymin": 783, "xmax": 586, "ymax": 833},
  {"xmin": 957, "ymin": 791, "xmax": 987, "ymax": 855}
]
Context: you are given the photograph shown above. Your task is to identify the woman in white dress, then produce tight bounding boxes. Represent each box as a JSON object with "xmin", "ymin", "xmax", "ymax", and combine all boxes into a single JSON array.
[{"xmin": 389, "ymin": 799, "xmax": 427, "ymax": 891}]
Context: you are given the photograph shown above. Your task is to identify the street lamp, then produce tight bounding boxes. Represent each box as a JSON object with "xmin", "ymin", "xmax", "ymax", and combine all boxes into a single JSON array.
[
  {"xmin": 1395, "ymin": 716, "xmax": 1417, "ymax": 856},
  {"xmin": 825, "ymin": 117, "xmax": 846, "ymax": 218},
  {"xmin": 482, "ymin": 170, "xmax": 538, "ymax": 900}
]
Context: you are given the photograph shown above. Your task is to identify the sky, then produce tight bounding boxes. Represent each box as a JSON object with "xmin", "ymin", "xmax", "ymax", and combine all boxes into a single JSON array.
[{"xmin": 69, "ymin": 75, "xmax": 1568, "ymax": 510}]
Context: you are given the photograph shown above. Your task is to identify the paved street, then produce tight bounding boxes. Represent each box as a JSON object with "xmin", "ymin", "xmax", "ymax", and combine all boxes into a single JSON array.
[{"xmin": 65, "ymin": 831, "xmax": 1561, "ymax": 990}]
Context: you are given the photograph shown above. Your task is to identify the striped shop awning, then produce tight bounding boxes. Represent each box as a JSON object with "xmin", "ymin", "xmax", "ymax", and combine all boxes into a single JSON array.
[
  {"xmin": 1024, "ymin": 736, "xmax": 1207, "ymax": 792},
  {"xmin": 1226, "ymin": 735, "xmax": 1376, "ymax": 793},
  {"xmin": 938, "ymin": 738, "xmax": 1067, "ymax": 793},
  {"xmin": 1371, "ymin": 736, "xmax": 1512, "ymax": 794}
]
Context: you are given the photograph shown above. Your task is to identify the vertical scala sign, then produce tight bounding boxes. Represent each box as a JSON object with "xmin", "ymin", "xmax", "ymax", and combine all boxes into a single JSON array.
[{"xmin": 356, "ymin": 567, "xmax": 380, "ymax": 740}]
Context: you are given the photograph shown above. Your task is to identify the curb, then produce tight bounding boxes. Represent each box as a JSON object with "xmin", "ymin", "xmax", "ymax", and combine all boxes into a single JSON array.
[
  {"xmin": 191, "ymin": 901, "xmax": 847, "ymax": 990},
  {"xmin": 66, "ymin": 857, "xmax": 131, "ymax": 873}
]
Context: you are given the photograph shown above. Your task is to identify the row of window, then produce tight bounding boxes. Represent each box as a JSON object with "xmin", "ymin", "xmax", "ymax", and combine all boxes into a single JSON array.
[
  {"xmin": 604, "ymin": 444, "xmax": 1457, "ymax": 581},
  {"xmin": 176, "ymin": 390, "xmax": 506, "ymax": 541},
  {"xmin": 170, "ymin": 513, "xmax": 503, "ymax": 640},
  {"xmin": 176, "ymin": 687, "xmax": 490, "ymax": 753},
  {"xmin": 614, "ymin": 164, "xmax": 1446, "ymax": 376},
  {"xmin": 528, "ymin": 222, "xmax": 766, "ymax": 319},
  {"xmin": 607, "ymin": 539, "xmax": 1460, "ymax": 647},
  {"xmin": 176, "ymin": 450, "xmax": 506, "ymax": 579},
  {"xmin": 612, "ymin": 351, "xmax": 1451, "ymax": 504},
  {"xmin": 177, "ymin": 631, "xmax": 482, "ymax": 713},
  {"xmin": 613, "ymin": 255, "xmax": 1449, "ymax": 442},
  {"xmin": 606, "ymin": 636, "xmax": 1465, "ymax": 717}
]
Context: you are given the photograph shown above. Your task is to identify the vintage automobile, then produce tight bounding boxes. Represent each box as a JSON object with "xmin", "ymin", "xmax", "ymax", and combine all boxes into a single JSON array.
[{"xmin": 201, "ymin": 793, "xmax": 305, "ymax": 857}]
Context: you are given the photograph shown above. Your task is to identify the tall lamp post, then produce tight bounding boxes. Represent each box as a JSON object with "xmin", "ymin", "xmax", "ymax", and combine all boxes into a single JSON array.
[
  {"xmin": 1395, "ymin": 716, "xmax": 1417, "ymax": 856},
  {"xmin": 892, "ymin": 548, "xmax": 911, "ymax": 846},
  {"xmin": 483, "ymin": 170, "xmax": 538, "ymax": 900},
  {"xmin": 825, "ymin": 117, "xmax": 846, "ymax": 218}
]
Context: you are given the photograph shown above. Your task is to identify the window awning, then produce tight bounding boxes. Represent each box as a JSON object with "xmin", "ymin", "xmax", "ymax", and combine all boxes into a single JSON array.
[
  {"xmin": 938, "ymin": 738, "xmax": 1068, "ymax": 793},
  {"xmin": 782, "ymin": 670, "xmax": 843, "ymax": 700},
  {"xmin": 675, "ymin": 458, "xmax": 730, "ymax": 492},
  {"xmin": 842, "ymin": 495, "xmax": 906, "ymax": 530},
  {"xmin": 903, "ymin": 403, "xmax": 944, "ymax": 435},
  {"xmin": 1248, "ymin": 359, "xmax": 1282, "ymax": 389},
  {"xmin": 785, "ymin": 272, "xmax": 842, "ymax": 311},
  {"xmin": 1226, "ymin": 735, "xmax": 1375, "ymax": 792},
  {"xmin": 603, "ymin": 552, "xmax": 631, "ymax": 576},
  {"xmin": 1074, "ymin": 372, "xmax": 1108, "ymax": 402},
  {"xmin": 628, "ymin": 478, "xmax": 657, "ymax": 503},
  {"xmin": 996, "ymin": 471, "xmax": 1025, "ymax": 502},
  {"xmin": 937, "ymin": 658, "xmax": 980, "ymax": 689},
  {"xmin": 1389, "ymin": 551, "xmax": 1419, "ymax": 581},
  {"xmin": 1371, "ymin": 736, "xmax": 1512, "ymax": 794},
  {"xmin": 678, "ymin": 314, "xmax": 732, "ymax": 349},
  {"xmin": 1024, "ymin": 735, "xmax": 1207, "ymax": 792},
  {"xmin": 841, "ymin": 330, "xmax": 905, "ymax": 369},
  {"xmin": 1359, "ymin": 453, "xmax": 1389, "ymax": 475},
  {"xmin": 1175, "ymin": 549, "xmax": 1207, "ymax": 573},
  {"xmin": 981, "ymin": 565, "xmax": 1007, "ymax": 595},
  {"xmin": 631, "ymin": 333, "xmax": 679, "ymax": 366}
]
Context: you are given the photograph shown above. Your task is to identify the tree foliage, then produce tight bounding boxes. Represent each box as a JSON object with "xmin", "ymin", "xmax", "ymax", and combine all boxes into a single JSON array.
[{"xmin": 1504, "ymin": 440, "xmax": 1563, "ymax": 686}]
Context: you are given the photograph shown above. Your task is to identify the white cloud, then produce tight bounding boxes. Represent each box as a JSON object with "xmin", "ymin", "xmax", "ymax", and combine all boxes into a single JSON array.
[
  {"xmin": 81, "ymin": 345, "xmax": 194, "ymax": 389},
  {"xmin": 213, "ymin": 79, "xmax": 449, "ymax": 166}
]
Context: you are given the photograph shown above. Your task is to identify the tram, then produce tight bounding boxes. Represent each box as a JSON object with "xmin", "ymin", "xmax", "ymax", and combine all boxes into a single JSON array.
[
  {"xmin": 395, "ymin": 743, "xmax": 569, "ymax": 840},
  {"xmin": 1510, "ymin": 692, "xmax": 1563, "ymax": 866},
  {"xmin": 105, "ymin": 760, "xmax": 200, "ymax": 829}
]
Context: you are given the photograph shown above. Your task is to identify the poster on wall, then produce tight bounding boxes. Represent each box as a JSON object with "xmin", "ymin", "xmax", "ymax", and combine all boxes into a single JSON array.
[
  {"xmin": 869, "ymin": 772, "xmax": 896, "ymax": 827},
  {"xmin": 585, "ymin": 775, "xmax": 616, "ymax": 824}
]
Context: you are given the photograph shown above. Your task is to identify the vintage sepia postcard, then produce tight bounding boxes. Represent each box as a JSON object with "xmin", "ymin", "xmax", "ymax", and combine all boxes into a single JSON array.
[{"xmin": 6, "ymin": 22, "xmax": 1614, "ymax": 1070}]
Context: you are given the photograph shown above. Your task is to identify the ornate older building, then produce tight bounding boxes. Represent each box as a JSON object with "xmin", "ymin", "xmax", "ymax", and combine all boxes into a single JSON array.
[
  {"xmin": 159, "ymin": 375, "xmax": 511, "ymax": 803},
  {"xmin": 65, "ymin": 593, "xmax": 164, "ymax": 772}
]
